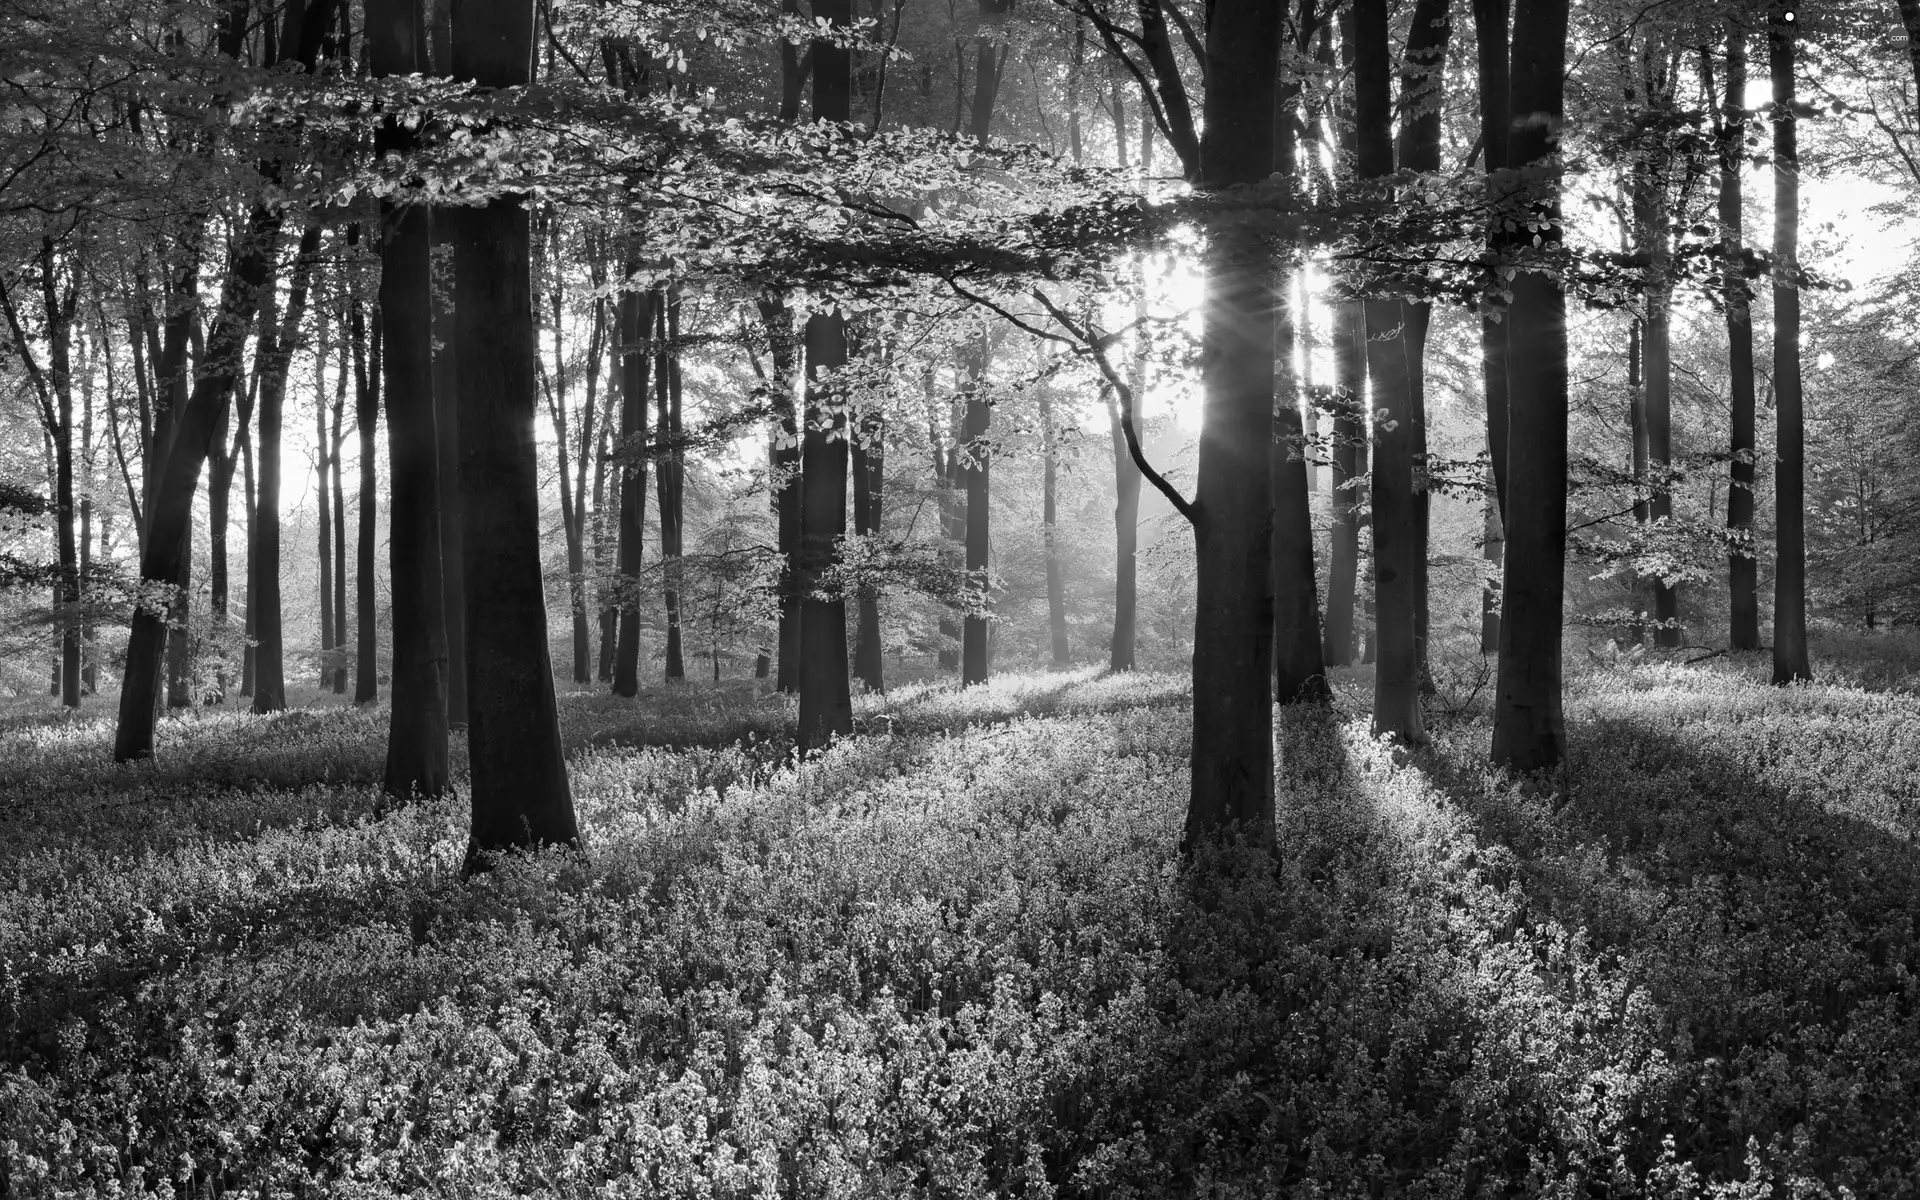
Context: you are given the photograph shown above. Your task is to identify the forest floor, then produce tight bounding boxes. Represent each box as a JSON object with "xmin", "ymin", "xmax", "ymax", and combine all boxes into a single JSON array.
[{"xmin": 3, "ymin": 634, "xmax": 1919, "ymax": 1197}]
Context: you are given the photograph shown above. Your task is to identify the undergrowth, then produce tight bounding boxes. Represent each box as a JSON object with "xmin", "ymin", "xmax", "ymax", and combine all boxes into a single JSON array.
[{"xmin": 2, "ymin": 650, "xmax": 1917, "ymax": 1197}]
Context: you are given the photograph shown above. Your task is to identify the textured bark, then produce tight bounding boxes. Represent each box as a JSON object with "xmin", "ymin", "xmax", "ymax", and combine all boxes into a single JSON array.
[
  {"xmin": 960, "ymin": 338, "xmax": 992, "ymax": 687},
  {"xmin": 612, "ymin": 283, "xmax": 652, "ymax": 698},
  {"xmin": 1769, "ymin": 7, "xmax": 1811, "ymax": 684},
  {"xmin": 317, "ymin": 303, "xmax": 336, "ymax": 689},
  {"xmin": 1631, "ymin": 66, "xmax": 1679, "ymax": 648},
  {"xmin": 1720, "ymin": 23, "xmax": 1759, "ymax": 651},
  {"xmin": 1490, "ymin": 0, "xmax": 1572, "ymax": 772},
  {"xmin": 1323, "ymin": 301, "xmax": 1364, "ymax": 666},
  {"xmin": 1355, "ymin": 0, "xmax": 1421, "ymax": 742},
  {"xmin": 431, "ymin": 218, "xmax": 467, "ymax": 724},
  {"xmin": 249, "ymin": 226, "xmax": 323, "ymax": 717},
  {"xmin": 1183, "ymin": 0, "xmax": 1284, "ymax": 851},
  {"xmin": 451, "ymin": 0, "xmax": 578, "ymax": 862},
  {"xmin": 353, "ymin": 299, "xmax": 379, "ymax": 702},
  {"xmin": 1040, "ymin": 384, "xmax": 1068, "ymax": 667},
  {"xmin": 1473, "ymin": 0, "xmax": 1511, "ymax": 649},
  {"xmin": 370, "ymin": 0, "xmax": 448, "ymax": 795},
  {"xmin": 656, "ymin": 288, "xmax": 686, "ymax": 681},
  {"xmin": 1627, "ymin": 318, "xmax": 1648, "ymax": 642},
  {"xmin": 852, "ymin": 392, "xmax": 886, "ymax": 690},
  {"xmin": 1273, "ymin": 271, "xmax": 1328, "ymax": 705}
]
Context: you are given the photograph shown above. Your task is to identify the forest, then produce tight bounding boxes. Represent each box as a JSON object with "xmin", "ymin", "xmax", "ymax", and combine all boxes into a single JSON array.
[{"xmin": 5, "ymin": 0, "xmax": 1920, "ymax": 1191}]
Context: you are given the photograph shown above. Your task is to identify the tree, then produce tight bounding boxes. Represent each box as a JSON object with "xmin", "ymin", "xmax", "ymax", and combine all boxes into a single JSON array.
[
  {"xmin": 351, "ymin": 289, "xmax": 379, "ymax": 703},
  {"xmin": 797, "ymin": 0, "xmax": 857, "ymax": 750},
  {"xmin": 1489, "ymin": 0, "xmax": 1572, "ymax": 773},
  {"xmin": 1182, "ymin": 0, "xmax": 1285, "ymax": 849},
  {"xmin": 1770, "ymin": 2, "xmax": 1811, "ymax": 684},
  {"xmin": 1714, "ymin": 20, "xmax": 1761, "ymax": 652},
  {"xmin": 451, "ymin": 0, "xmax": 580, "ymax": 862}
]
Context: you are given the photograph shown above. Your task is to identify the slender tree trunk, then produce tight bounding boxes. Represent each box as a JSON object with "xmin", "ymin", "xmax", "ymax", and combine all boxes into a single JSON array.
[
  {"xmin": 430, "ymin": 218, "xmax": 467, "ymax": 725},
  {"xmin": 1105, "ymin": 385, "xmax": 1141, "ymax": 671},
  {"xmin": 250, "ymin": 225, "xmax": 323, "ymax": 717},
  {"xmin": 318, "ymin": 301, "xmax": 336, "ymax": 690},
  {"xmin": 1183, "ymin": 0, "xmax": 1284, "ymax": 850},
  {"xmin": 613, "ymin": 283, "xmax": 652, "ymax": 698},
  {"xmin": 960, "ymin": 336, "xmax": 992, "ymax": 686},
  {"xmin": 35, "ymin": 244, "xmax": 83, "ymax": 708},
  {"xmin": 1473, "ymin": 0, "xmax": 1511, "ymax": 648},
  {"xmin": 1355, "ymin": 0, "xmax": 1421, "ymax": 742},
  {"xmin": 241, "ymin": 435, "xmax": 256, "ymax": 696},
  {"xmin": 449, "ymin": 0, "xmax": 579, "ymax": 865},
  {"xmin": 1628, "ymin": 318, "xmax": 1648, "ymax": 643},
  {"xmin": 330, "ymin": 346, "xmax": 348, "ymax": 692},
  {"xmin": 371, "ymin": 0, "xmax": 449, "ymax": 795},
  {"xmin": 594, "ymin": 365, "xmax": 617, "ymax": 682},
  {"xmin": 1721, "ymin": 22, "xmax": 1759, "ymax": 651},
  {"xmin": 1323, "ymin": 301, "xmax": 1364, "ymax": 666},
  {"xmin": 1636, "ymin": 129, "xmax": 1680, "ymax": 647},
  {"xmin": 1770, "ymin": 6, "xmax": 1810, "ymax": 683},
  {"xmin": 1040, "ymin": 383, "xmax": 1068, "ymax": 667},
  {"xmin": 851, "ymin": 384, "xmax": 886, "ymax": 690},
  {"xmin": 798, "ymin": 0, "xmax": 856, "ymax": 748},
  {"xmin": 763, "ymin": 295, "xmax": 802, "ymax": 692},
  {"xmin": 353, "ymin": 299, "xmax": 379, "ymax": 701},
  {"xmin": 657, "ymin": 287, "xmax": 686, "ymax": 681},
  {"xmin": 1490, "ymin": 0, "xmax": 1572, "ymax": 772},
  {"xmin": 207, "ymin": 379, "xmax": 234, "ymax": 702}
]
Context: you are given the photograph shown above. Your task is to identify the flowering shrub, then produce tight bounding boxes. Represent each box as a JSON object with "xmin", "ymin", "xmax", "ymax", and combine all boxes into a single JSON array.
[{"xmin": 1, "ymin": 657, "xmax": 1915, "ymax": 1196}]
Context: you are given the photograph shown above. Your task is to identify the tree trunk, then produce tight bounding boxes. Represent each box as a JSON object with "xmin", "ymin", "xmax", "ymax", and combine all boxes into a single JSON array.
[
  {"xmin": 37, "ymin": 244, "xmax": 83, "ymax": 708},
  {"xmin": 613, "ymin": 283, "xmax": 652, "ymax": 698},
  {"xmin": 207, "ymin": 374, "xmax": 235, "ymax": 702},
  {"xmin": 1355, "ymin": 0, "xmax": 1421, "ymax": 742},
  {"xmin": 1040, "ymin": 383, "xmax": 1068, "ymax": 667},
  {"xmin": 960, "ymin": 336, "xmax": 992, "ymax": 686},
  {"xmin": 851, "ymin": 389, "xmax": 886, "ymax": 690},
  {"xmin": 1183, "ymin": 0, "xmax": 1284, "ymax": 851},
  {"xmin": 430, "ymin": 217, "xmax": 467, "ymax": 725},
  {"xmin": 249, "ymin": 225, "xmax": 323, "ymax": 717},
  {"xmin": 763, "ymin": 295, "xmax": 802, "ymax": 692},
  {"xmin": 166, "ymin": 525, "xmax": 192, "ymax": 707},
  {"xmin": 656, "ymin": 287, "xmax": 686, "ymax": 681},
  {"xmin": 1323, "ymin": 301, "xmax": 1364, "ymax": 666},
  {"xmin": 1721, "ymin": 21, "xmax": 1759, "ymax": 651},
  {"xmin": 1634, "ymin": 107, "xmax": 1679, "ymax": 648},
  {"xmin": 370, "ymin": 0, "xmax": 448, "ymax": 793},
  {"xmin": 1490, "ymin": 0, "xmax": 1572, "ymax": 773},
  {"xmin": 330, "ymin": 340, "xmax": 348, "ymax": 692},
  {"xmin": 594, "ymin": 366, "xmax": 617, "ymax": 681},
  {"xmin": 1106, "ymin": 384, "xmax": 1141, "ymax": 671},
  {"xmin": 1473, "ymin": 0, "xmax": 1511, "ymax": 650},
  {"xmin": 1627, "ymin": 318, "xmax": 1648, "ymax": 642},
  {"xmin": 797, "ymin": 0, "xmax": 856, "ymax": 749},
  {"xmin": 317, "ymin": 300, "xmax": 336, "ymax": 690},
  {"xmin": 1769, "ymin": 6, "xmax": 1810, "ymax": 684},
  {"xmin": 353, "ymin": 298, "xmax": 379, "ymax": 702}
]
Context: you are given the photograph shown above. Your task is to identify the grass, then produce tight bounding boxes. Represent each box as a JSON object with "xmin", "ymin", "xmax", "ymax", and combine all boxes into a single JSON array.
[{"xmin": 2, "ymin": 637, "xmax": 1917, "ymax": 1197}]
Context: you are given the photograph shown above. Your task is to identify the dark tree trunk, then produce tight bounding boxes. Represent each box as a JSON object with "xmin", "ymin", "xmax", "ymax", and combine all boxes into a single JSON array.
[
  {"xmin": 594, "ymin": 371, "xmax": 617, "ymax": 682},
  {"xmin": 240, "ymin": 436, "xmax": 256, "ymax": 696},
  {"xmin": 353, "ymin": 299, "xmax": 379, "ymax": 702},
  {"xmin": 1398, "ymin": 0, "xmax": 1451, "ymax": 690},
  {"xmin": 1473, "ymin": 0, "xmax": 1511, "ymax": 647},
  {"xmin": 1627, "ymin": 318, "xmax": 1648, "ymax": 642},
  {"xmin": 430, "ymin": 216, "xmax": 467, "ymax": 724},
  {"xmin": 1183, "ymin": 0, "xmax": 1284, "ymax": 850},
  {"xmin": 1720, "ymin": 22, "xmax": 1759, "ymax": 651},
  {"xmin": 1040, "ymin": 384, "xmax": 1068, "ymax": 667},
  {"xmin": 448, "ymin": 0, "xmax": 576, "ymax": 866},
  {"xmin": 656, "ymin": 288, "xmax": 686, "ymax": 681},
  {"xmin": 370, "ymin": 0, "xmax": 448, "ymax": 795},
  {"xmin": 1634, "ymin": 99, "xmax": 1679, "ymax": 648},
  {"xmin": 330, "ymin": 345, "xmax": 348, "ymax": 693},
  {"xmin": 797, "ymin": 0, "xmax": 856, "ymax": 749},
  {"xmin": 1490, "ymin": 0, "xmax": 1572, "ymax": 773},
  {"xmin": 34, "ymin": 243, "xmax": 83, "ymax": 708},
  {"xmin": 1106, "ymin": 386, "xmax": 1141, "ymax": 671},
  {"xmin": 1769, "ymin": 6, "xmax": 1810, "ymax": 684},
  {"xmin": 250, "ymin": 225, "xmax": 323, "ymax": 717},
  {"xmin": 851, "ymin": 393, "xmax": 886, "ymax": 690},
  {"xmin": 318, "ymin": 303, "xmax": 336, "ymax": 690},
  {"xmin": 207, "ymin": 376, "xmax": 235, "ymax": 702},
  {"xmin": 613, "ymin": 283, "xmax": 652, "ymax": 698},
  {"xmin": 960, "ymin": 337, "xmax": 992, "ymax": 687},
  {"xmin": 1323, "ymin": 300, "xmax": 1364, "ymax": 666},
  {"xmin": 1271, "ymin": 107, "xmax": 1328, "ymax": 707},
  {"xmin": 1355, "ymin": 0, "xmax": 1421, "ymax": 742},
  {"xmin": 166, "ymin": 525, "xmax": 192, "ymax": 707}
]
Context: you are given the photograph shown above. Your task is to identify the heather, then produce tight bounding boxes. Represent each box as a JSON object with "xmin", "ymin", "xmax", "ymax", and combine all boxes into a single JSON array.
[{"xmin": 4, "ymin": 642, "xmax": 1919, "ymax": 1197}]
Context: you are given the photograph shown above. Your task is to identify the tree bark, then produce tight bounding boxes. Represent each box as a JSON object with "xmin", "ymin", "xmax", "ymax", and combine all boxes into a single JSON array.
[
  {"xmin": 1720, "ymin": 22, "xmax": 1759, "ymax": 651},
  {"xmin": 1490, "ymin": 0, "xmax": 1572, "ymax": 773},
  {"xmin": 1355, "ymin": 0, "xmax": 1422, "ymax": 742},
  {"xmin": 851, "ymin": 377, "xmax": 886, "ymax": 690},
  {"xmin": 1105, "ymin": 380, "xmax": 1141, "ymax": 671},
  {"xmin": 1183, "ymin": 0, "xmax": 1284, "ymax": 851},
  {"xmin": 1473, "ymin": 0, "xmax": 1511, "ymax": 649},
  {"xmin": 656, "ymin": 286, "xmax": 686, "ymax": 681},
  {"xmin": 370, "ymin": 0, "xmax": 448, "ymax": 796},
  {"xmin": 1323, "ymin": 300, "xmax": 1364, "ymax": 666},
  {"xmin": 613, "ymin": 283, "xmax": 652, "ymax": 698},
  {"xmin": 1769, "ymin": 5, "xmax": 1811, "ymax": 684},
  {"xmin": 797, "ymin": 0, "xmax": 856, "ymax": 749},
  {"xmin": 430, "ymin": 218, "xmax": 467, "ymax": 724},
  {"xmin": 249, "ymin": 225, "xmax": 323, "ymax": 717},
  {"xmin": 317, "ymin": 299, "xmax": 336, "ymax": 689},
  {"xmin": 353, "ymin": 298, "xmax": 379, "ymax": 702},
  {"xmin": 1040, "ymin": 381, "xmax": 1068, "ymax": 667},
  {"xmin": 960, "ymin": 336, "xmax": 992, "ymax": 686}
]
